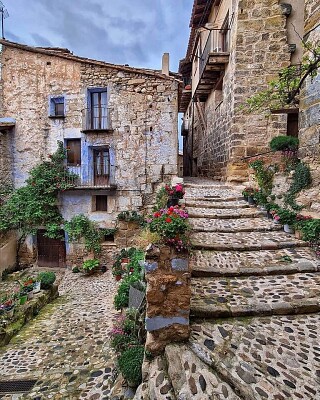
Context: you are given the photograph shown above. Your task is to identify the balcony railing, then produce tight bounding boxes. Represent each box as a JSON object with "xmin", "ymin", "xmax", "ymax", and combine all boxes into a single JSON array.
[
  {"xmin": 65, "ymin": 164, "xmax": 116, "ymax": 188},
  {"xmin": 83, "ymin": 106, "xmax": 112, "ymax": 132},
  {"xmin": 199, "ymin": 29, "xmax": 230, "ymax": 78}
]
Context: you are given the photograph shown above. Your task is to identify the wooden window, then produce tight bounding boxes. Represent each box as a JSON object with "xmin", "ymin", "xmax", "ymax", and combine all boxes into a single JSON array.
[
  {"xmin": 50, "ymin": 96, "xmax": 65, "ymax": 117},
  {"xmin": 221, "ymin": 13, "xmax": 230, "ymax": 52},
  {"xmin": 93, "ymin": 148, "xmax": 110, "ymax": 186},
  {"xmin": 95, "ymin": 195, "xmax": 108, "ymax": 211},
  {"xmin": 66, "ymin": 139, "xmax": 81, "ymax": 166},
  {"xmin": 287, "ymin": 112, "xmax": 299, "ymax": 137},
  {"xmin": 88, "ymin": 88, "xmax": 108, "ymax": 129}
]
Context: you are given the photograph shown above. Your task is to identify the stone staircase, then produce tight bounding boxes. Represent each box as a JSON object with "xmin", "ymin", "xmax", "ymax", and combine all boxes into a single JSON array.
[{"xmin": 134, "ymin": 179, "xmax": 320, "ymax": 400}]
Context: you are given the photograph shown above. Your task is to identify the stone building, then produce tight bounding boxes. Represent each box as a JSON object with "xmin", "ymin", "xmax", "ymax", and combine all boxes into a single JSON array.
[
  {"xmin": 297, "ymin": 0, "xmax": 320, "ymax": 213},
  {"xmin": 179, "ymin": 0, "xmax": 305, "ymax": 181},
  {"xmin": 0, "ymin": 40, "xmax": 179, "ymax": 268}
]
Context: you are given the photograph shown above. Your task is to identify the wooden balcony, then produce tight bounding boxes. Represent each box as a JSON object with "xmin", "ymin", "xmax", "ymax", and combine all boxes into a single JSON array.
[{"xmin": 194, "ymin": 29, "xmax": 230, "ymax": 101}]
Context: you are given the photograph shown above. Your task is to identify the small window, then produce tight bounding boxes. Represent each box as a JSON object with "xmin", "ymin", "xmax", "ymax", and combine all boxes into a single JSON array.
[
  {"xmin": 287, "ymin": 112, "xmax": 299, "ymax": 137},
  {"xmin": 50, "ymin": 96, "xmax": 65, "ymax": 117},
  {"xmin": 94, "ymin": 195, "xmax": 108, "ymax": 212},
  {"xmin": 66, "ymin": 139, "xmax": 81, "ymax": 166},
  {"xmin": 103, "ymin": 232, "xmax": 114, "ymax": 242}
]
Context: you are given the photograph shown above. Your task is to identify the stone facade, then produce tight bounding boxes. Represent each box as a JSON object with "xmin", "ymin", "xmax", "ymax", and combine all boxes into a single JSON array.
[
  {"xmin": 180, "ymin": 0, "xmax": 304, "ymax": 181},
  {"xmin": 0, "ymin": 40, "xmax": 179, "ymax": 266},
  {"xmin": 297, "ymin": 0, "xmax": 320, "ymax": 213}
]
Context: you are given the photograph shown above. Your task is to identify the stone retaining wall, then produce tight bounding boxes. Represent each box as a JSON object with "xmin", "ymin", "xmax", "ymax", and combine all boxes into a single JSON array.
[{"xmin": 144, "ymin": 245, "xmax": 190, "ymax": 355}]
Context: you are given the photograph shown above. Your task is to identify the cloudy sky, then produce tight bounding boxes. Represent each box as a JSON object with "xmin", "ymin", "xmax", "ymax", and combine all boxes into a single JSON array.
[{"xmin": 5, "ymin": 0, "xmax": 193, "ymax": 72}]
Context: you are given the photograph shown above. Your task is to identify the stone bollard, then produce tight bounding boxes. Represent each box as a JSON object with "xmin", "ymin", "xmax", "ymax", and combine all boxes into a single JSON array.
[{"xmin": 144, "ymin": 244, "xmax": 190, "ymax": 355}]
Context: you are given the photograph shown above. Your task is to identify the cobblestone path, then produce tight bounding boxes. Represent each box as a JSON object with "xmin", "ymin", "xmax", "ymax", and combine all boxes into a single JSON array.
[
  {"xmin": 0, "ymin": 269, "xmax": 118, "ymax": 400},
  {"xmin": 135, "ymin": 178, "xmax": 320, "ymax": 400}
]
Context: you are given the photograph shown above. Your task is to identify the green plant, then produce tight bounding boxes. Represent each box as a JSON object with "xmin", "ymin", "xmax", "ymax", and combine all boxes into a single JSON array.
[
  {"xmin": 276, "ymin": 208, "xmax": 297, "ymax": 225},
  {"xmin": 82, "ymin": 259, "xmax": 99, "ymax": 273},
  {"xmin": 284, "ymin": 162, "xmax": 312, "ymax": 210},
  {"xmin": 244, "ymin": 42, "xmax": 320, "ymax": 112},
  {"xmin": 65, "ymin": 214, "xmax": 104, "ymax": 255},
  {"xmin": 114, "ymin": 273, "xmax": 142, "ymax": 310},
  {"xmin": 299, "ymin": 219, "xmax": 320, "ymax": 243},
  {"xmin": 148, "ymin": 207, "xmax": 190, "ymax": 251},
  {"xmin": 249, "ymin": 160, "xmax": 275, "ymax": 197},
  {"xmin": 37, "ymin": 271, "xmax": 56, "ymax": 289},
  {"xmin": 269, "ymin": 136, "xmax": 299, "ymax": 152},
  {"xmin": 280, "ymin": 255, "xmax": 293, "ymax": 263},
  {"xmin": 118, "ymin": 345, "xmax": 145, "ymax": 386},
  {"xmin": 154, "ymin": 187, "xmax": 169, "ymax": 210},
  {"xmin": 0, "ymin": 141, "xmax": 76, "ymax": 266},
  {"xmin": 117, "ymin": 211, "xmax": 145, "ymax": 226},
  {"xmin": 72, "ymin": 266, "xmax": 80, "ymax": 273}
]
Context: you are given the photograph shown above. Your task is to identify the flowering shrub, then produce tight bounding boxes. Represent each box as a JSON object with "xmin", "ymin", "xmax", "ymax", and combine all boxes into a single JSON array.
[
  {"xmin": 147, "ymin": 206, "xmax": 189, "ymax": 251},
  {"xmin": 165, "ymin": 183, "xmax": 185, "ymax": 199}
]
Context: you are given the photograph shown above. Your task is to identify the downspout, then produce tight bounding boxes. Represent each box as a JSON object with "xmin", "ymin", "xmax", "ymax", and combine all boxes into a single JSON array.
[{"xmin": 191, "ymin": 100, "xmax": 195, "ymax": 177}]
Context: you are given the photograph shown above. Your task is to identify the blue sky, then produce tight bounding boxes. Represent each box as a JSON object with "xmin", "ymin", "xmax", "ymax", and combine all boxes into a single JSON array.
[{"xmin": 5, "ymin": 0, "xmax": 193, "ymax": 72}]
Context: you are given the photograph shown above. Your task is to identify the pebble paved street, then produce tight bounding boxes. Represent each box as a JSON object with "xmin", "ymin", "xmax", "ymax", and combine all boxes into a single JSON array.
[
  {"xmin": 0, "ymin": 269, "xmax": 119, "ymax": 399},
  {"xmin": 136, "ymin": 178, "xmax": 320, "ymax": 399}
]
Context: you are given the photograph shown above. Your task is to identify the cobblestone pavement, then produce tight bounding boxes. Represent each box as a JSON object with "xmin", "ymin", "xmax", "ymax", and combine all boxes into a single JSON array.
[
  {"xmin": 189, "ymin": 217, "xmax": 282, "ymax": 232},
  {"xmin": 186, "ymin": 179, "xmax": 320, "ymax": 400},
  {"xmin": 0, "ymin": 269, "xmax": 119, "ymax": 400},
  {"xmin": 141, "ymin": 178, "xmax": 320, "ymax": 400}
]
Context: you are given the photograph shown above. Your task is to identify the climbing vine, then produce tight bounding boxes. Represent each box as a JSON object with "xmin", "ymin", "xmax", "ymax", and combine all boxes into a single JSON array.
[
  {"xmin": 284, "ymin": 162, "xmax": 312, "ymax": 210},
  {"xmin": 64, "ymin": 214, "xmax": 105, "ymax": 255},
  {"xmin": 244, "ymin": 41, "xmax": 320, "ymax": 112},
  {"xmin": 0, "ymin": 142, "xmax": 77, "ymax": 265},
  {"xmin": 249, "ymin": 160, "xmax": 276, "ymax": 197}
]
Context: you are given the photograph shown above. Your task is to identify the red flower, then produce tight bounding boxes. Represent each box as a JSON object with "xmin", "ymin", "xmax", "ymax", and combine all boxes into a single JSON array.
[
  {"xmin": 165, "ymin": 218, "xmax": 172, "ymax": 223},
  {"xmin": 154, "ymin": 212, "xmax": 161, "ymax": 218}
]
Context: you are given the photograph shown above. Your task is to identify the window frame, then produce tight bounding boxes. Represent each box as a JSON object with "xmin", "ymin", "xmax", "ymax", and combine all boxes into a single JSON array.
[
  {"xmin": 49, "ymin": 95, "xmax": 66, "ymax": 118},
  {"xmin": 66, "ymin": 139, "xmax": 81, "ymax": 167},
  {"xmin": 93, "ymin": 195, "xmax": 108, "ymax": 212}
]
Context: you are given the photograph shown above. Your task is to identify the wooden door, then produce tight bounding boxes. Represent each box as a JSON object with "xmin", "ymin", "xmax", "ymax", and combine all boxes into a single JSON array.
[{"xmin": 37, "ymin": 230, "xmax": 66, "ymax": 268}]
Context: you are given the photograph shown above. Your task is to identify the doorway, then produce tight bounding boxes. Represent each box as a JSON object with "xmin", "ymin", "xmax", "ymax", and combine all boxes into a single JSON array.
[{"xmin": 37, "ymin": 230, "xmax": 66, "ymax": 268}]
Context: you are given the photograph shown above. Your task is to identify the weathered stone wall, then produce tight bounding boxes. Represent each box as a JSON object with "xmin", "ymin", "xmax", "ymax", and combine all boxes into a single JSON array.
[
  {"xmin": 0, "ymin": 232, "xmax": 16, "ymax": 278},
  {"xmin": 297, "ymin": 1, "xmax": 320, "ymax": 213},
  {"xmin": 144, "ymin": 245, "xmax": 190, "ymax": 355},
  {"xmin": 1, "ymin": 42, "xmax": 179, "ymax": 265},
  {"xmin": 188, "ymin": 0, "xmax": 294, "ymax": 181}
]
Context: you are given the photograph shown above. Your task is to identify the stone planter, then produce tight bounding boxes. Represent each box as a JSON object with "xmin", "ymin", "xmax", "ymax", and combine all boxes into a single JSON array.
[{"xmin": 284, "ymin": 224, "xmax": 295, "ymax": 234}]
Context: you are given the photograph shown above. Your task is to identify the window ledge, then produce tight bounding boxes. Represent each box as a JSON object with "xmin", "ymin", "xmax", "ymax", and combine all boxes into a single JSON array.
[
  {"xmin": 81, "ymin": 128, "xmax": 114, "ymax": 134},
  {"xmin": 49, "ymin": 115, "xmax": 66, "ymax": 119}
]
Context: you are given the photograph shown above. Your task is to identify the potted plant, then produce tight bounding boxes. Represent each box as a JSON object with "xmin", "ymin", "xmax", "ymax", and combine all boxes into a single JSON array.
[
  {"xmin": 19, "ymin": 290, "xmax": 28, "ymax": 305},
  {"xmin": 164, "ymin": 183, "xmax": 185, "ymax": 207},
  {"xmin": 22, "ymin": 277, "xmax": 35, "ymax": 300},
  {"xmin": 37, "ymin": 271, "xmax": 56, "ymax": 290},
  {"xmin": 276, "ymin": 208, "xmax": 297, "ymax": 233},
  {"xmin": 82, "ymin": 259, "xmax": 99, "ymax": 274}
]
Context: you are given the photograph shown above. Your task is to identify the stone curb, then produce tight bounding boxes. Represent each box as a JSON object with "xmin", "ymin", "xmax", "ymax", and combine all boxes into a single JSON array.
[{"xmin": 190, "ymin": 300, "xmax": 320, "ymax": 318}]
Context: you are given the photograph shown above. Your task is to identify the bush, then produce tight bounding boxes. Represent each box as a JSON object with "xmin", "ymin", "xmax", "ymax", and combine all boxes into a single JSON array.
[
  {"xmin": 269, "ymin": 135, "xmax": 299, "ymax": 152},
  {"xmin": 37, "ymin": 271, "xmax": 56, "ymax": 289},
  {"xmin": 299, "ymin": 219, "xmax": 320, "ymax": 243},
  {"xmin": 82, "ymin": 259, "xmax": 99, "ymax": 273},
  {"xmin": 118, "ymin": 345, "xmax": 145, "ymax": 386},
  {"xmin": 114, "ymin": 273, "xmax": 142, "ymax": 310}
]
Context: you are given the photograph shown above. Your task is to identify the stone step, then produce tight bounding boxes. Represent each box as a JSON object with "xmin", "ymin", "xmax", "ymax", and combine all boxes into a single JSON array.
[
  {"xmin": 189, "ymin": 217, "xmax": 281, "ymax": 233},
  {"xmin": 134, "ymin": 355, "xmax": 176, "ymax": 400},
  {"xmin": 190, "ymin": 231, "xmax": 307, "ymax": 251},
  {"xmin": 191, "ymin": 248, "xmax": 320, "ymax": 277},
  {"xmin": 184, "ymin": 188, "xmax": 242, "ymax": 200},
  {"xmin": 185, "ymin": 195, "xmax": 243, "ymax": 202},
  {"xmin": 186, "ymin": 199, "xmax": 249, "ymax": 209},
  {"xmin": 190, "ymin": 272, "xmax": 320, "ymax": 318},
  {"xmin": 164, "ymin": 343, "xmax": 241, "ymax": 400},
  {"xmin": 189, "ymin": 314, "xmax": 320, "ymax": 400},
  {"xmin": 188, "ymin": 207, "xmax": 264, "ymax": 219}
]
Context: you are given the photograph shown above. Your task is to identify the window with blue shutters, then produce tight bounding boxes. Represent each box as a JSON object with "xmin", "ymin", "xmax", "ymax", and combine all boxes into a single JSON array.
[{"xmin": 49, "ymin": 96, "xmax": 65, "ymax": 117}]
